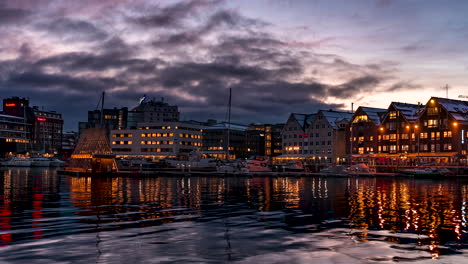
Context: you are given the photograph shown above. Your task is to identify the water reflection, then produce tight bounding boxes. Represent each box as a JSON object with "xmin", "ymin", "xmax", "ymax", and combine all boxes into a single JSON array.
[{"xmin": 1, "ymin": 168, "xmax": 468, "ymax": 262}]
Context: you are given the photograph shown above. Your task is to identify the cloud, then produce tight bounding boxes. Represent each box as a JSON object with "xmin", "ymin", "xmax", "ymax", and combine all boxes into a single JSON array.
[
  {"xmin": 36, "ymin": 17, "xmax": 108, "ymax": 42},
  {"xmin": 0, "ymin": 7, "xmax": 30, "ymax": 25}
]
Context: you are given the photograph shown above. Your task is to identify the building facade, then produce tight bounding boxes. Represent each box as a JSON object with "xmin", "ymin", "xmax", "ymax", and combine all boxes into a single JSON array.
[
  {"xmin": 247, "ymin": 123, "xmax": 284, "ymax": 158},
  {"xmin": 2, "ymin": 97, "xmax": 63, "ymax": 154},
  {"xmin": 281, "ymin": 113, "xmax": 315, "ymax": 156},
  {"xmin": 349, "ymin": 107, "xmax": 387, "ymax": 155},
  {"xmin": 306, "ymin": 110, "xmax": 353, "ymax": 163},
  {"xmin": 378, "ymin": 102, "xmax": 422, "ymax": 155},
  {"xmin": 128, "ymin": 98, "xmax": 179, "ymax": 128},
  {"xmin": 0, "ymin": 114, "xmax": 30, "ymax": 157},
  {"xmin": 202, "ymin": 122, "xmax": 249, "ymax": 159},
  {"xmin": 110, "ymin": 121, "xmax": 204, "ymax": 160},
  {"xmin": 79, "ymin": 107, "xmax": 128, "ymax": 135}
]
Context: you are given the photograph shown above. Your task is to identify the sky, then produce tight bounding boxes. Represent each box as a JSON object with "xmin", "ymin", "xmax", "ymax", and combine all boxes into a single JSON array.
[{"xmin": 1, "ymin": 0, "xmax": 468, "ymax": 131}]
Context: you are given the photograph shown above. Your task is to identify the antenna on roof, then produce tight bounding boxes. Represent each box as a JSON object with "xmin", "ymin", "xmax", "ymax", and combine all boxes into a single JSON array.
[
  {"xmin": 351, "ymin": 102, "xmax": 354, "ymax": 113},
  {"xmin": 445, "ymin": 84, "xmax": 449, "ymax": 98}
]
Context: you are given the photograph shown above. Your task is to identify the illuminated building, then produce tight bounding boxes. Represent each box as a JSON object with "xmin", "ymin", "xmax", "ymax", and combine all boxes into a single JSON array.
[
  {"xmin": 0, "ymin": 114, "xmax": 30, "ymax": 157},
  {"xmin": 306, "ymin": 110, "xmax": 353, "ymax": 164},
  {"xmin": 246, "ymin": 123, "xmax": 284, "ymax": 158},
  {"xmin": 349, "ymin": 106, "xmax": 387, "ymax": 156},
  {"xmin": 412, "ymin": 97, "xmax": 468, "ymax": 163},
  {"xmin": 2, "ymin": 97, "xmax": 63, "ymax": 155},
  {"xmin": 202, "ymin": 122, "xmax": 249, "ymax": 159},
  {"xmin": 110, "ymin": 121, "xmax": 204, "ymax": 160},
  {"xmin": 280, "ymin": 113, "xmax": 316, "ymax": 158},
  {"xmin": 78, "ymin": 107, "xmax": 128, "ymax": 135},
  {"xmin": 377, "ymin": 102, "xmax": 423, "ymax": 157}
]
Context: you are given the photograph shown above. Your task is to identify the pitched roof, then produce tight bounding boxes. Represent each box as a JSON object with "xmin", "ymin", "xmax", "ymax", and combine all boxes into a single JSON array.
[
  {"xmin": 291, "ymin": 113, "xmax": 316, "ymax": 130},
  {"xmin": 319, "ymin": 110, "xmax": 353, "ymax": 128},
  {"xmin": 358, "ymin": 107, "xmax": 387, "ymax": 126},
  {"xmin": 391, "ymin": 102, "xmax": 423, "ymax": 122},
  {"xmin": 432, "ymin": 97, "xmax": 468, "ymax": 122}
]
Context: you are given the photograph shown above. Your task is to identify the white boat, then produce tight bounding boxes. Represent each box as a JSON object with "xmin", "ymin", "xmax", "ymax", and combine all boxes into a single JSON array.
[
  {"xmin": 216, "ymin": 160, "xmax": 249, "ymax": 173},
  {"xmin": 31, "ymin": 157, "xmax": 51, "ymax": 167},
  {"xmin": 4, "ymin": 157, "xmax": 32, "ymax": 167}
]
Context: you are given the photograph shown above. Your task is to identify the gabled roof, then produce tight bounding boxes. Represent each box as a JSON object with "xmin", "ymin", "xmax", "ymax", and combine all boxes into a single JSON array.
[
  {"xmin": 391, "ymin": 102, "xmax": 423, "ymax": 122},
  {"xmin": 290, "ymin": 113, "xmax": 316, "ymax": 130},
  {"xmin": 431, "ymin": 97, "xmax": 468, "ymax": 122},
  {"xmin": 318, "ymin": 110, "xmax": 353, "ymax": 128},
  {"xmin": 357, "ymin": 107, "xmax": 387, "ymax": 126}
]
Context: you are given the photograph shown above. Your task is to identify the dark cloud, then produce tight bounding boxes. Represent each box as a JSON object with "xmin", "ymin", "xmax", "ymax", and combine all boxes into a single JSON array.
[
  {"xmin": 131, "ymin": 0, "xmax": 221, "ymax": 29},
  {"xmin": 36, "ymin": 17, "xmax": 108, "ymax": 42},
  {"xmin": 328, "ymin": 76, "xmax": 382, "ymax": 98},
  {"xmin": 0, "ymin": 6, "xmax": 30, "ymax": 25}
]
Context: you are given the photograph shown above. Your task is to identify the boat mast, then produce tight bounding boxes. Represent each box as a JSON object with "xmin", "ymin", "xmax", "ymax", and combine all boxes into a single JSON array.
[
  {"xmin": 227, "ymin": 88, "xmax": 231, "ymax": 160},
  {"xmin": 100, "ymin": 91, "xmax": 105, "ymax": 126}
]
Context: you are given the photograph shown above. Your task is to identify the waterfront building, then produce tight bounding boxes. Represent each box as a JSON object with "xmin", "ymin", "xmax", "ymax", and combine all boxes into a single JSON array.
[
  {"xmin": 202, "ymin": 122, "xmax": 249, "ymax": 159},
  {"xmin": 2, "ymin": 97, "xmax": 63, "ymax": 154},
  {"xmin": 61, "ymin": 131, "xmax": 78, "ymax": 159},
  {"xmin": 127, "ymin": 98, "xmax": 179, "ymax": 128},
  {"xmin": 78, "ymin": 107, "xmax": 128, "ymax": 135},
  {"xmin": 280, "ymin": 113, "xmax": 315, "ymax": 157},
  {"xmin": 349, "ymin": 106, "xmax": 387, "ymax": 155},
  {"xmin": 110, "ymin": 121, "xmax": 204, "ymax": 160},
  {"xmin": 0, "ymin": 114, "xmax": 31, "ymax": 157},
  {"xmin": 247, "ymin": 123, "xmax": 284, "ymax": 158},
  {"xmin": 410, "ymin": 97, "xmax": 468, "ymax": 163},
  {"xmin": 377, "ymin": 102, "xmax": 422, "ymax": 156},
  {"xmin": 306, "ymin": 110, "xmax": 353, "ymax": 164}
]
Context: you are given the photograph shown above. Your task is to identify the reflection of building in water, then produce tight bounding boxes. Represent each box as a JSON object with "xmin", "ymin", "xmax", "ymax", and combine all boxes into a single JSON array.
[
  {"xmin": 0, "ymin": 168, "xmax": 60, "ymax": 245},
  {"xmin": 347, "ymin": 178, "xmax": 468, "ymax": 258}
]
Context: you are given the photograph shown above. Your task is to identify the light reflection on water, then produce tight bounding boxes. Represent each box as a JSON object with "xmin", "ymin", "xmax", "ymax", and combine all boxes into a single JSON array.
[{"xmin": 1, "ymin": 168, "xmax": 468, "ymax": 263}]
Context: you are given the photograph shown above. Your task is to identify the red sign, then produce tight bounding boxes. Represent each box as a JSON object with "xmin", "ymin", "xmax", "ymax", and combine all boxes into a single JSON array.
[
  {"xmin": 37, "ymin": 117, "xmax": 46, "ymax": 122},
  {"xmin": 303, "ymin": 133, "xmax": 309, "ymax": 138},
  {"xmin": 4, "ymin": 103, "xmax": 15, "ymax": 107}
]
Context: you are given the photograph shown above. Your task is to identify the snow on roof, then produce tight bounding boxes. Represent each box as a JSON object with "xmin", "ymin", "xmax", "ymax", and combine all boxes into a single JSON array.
[
  {"xmin": 319, "ymin": 110, "xmax": 353, "ymax": 128},
  {"xmin": 359, "ymin": 107, "xmax": 387, "ymax": 126},
  {"xmin": 434, "ymin": 97, "xmax": 468, "ymax": 122},
  {"xmin": 391, "ymin": 102, "xmax": 423, "ymax": 122},
  {"xmin": 291, "ymin": 113, "xmax": 316, "ymax": 130}
]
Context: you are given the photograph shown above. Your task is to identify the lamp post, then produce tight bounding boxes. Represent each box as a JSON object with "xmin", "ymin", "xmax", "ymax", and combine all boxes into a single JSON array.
[{"xmin": 415, "ymin": 124, "xmax": 420, "ymax": 165}]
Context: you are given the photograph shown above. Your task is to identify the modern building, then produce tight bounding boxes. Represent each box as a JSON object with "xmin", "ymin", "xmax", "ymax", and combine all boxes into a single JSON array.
[
  {"xmin": 306, "ymin": 110, "xmax": 353, "ymax": 164},
  {"xmin": 79, "ymin": 107, "xmax": 128, "ymax": 135},
  {"xmin": 280, "ymin": 113, "xmax": 315, "ymax": 157},
  {"xmin": 247, "ymin": 123, "xmax": 284, "ymax": 158},
  {"xmin": 202, "ymin": 122, "xmax": 249, "ymax": 159},
  {"xmin": 110, "ymin": 121, "xmax": 204, "ymax": 160},
  {"xmin": 61, "ymin": 131, "xmax": 78, "ymax": 159},
  {"xmin": 349, "ymin": 106, "xmax": 387, "ymax": 155},
  {"xmin": 2, "ymin": 97, "xmax": 63, "ymax": 154},
  {"xmin": 0, "ymin": 114, "xmax": 30, "ymax": 157}
]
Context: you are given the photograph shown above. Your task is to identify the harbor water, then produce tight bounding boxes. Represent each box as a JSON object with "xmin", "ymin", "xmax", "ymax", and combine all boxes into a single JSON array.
[{"xmin": 1, "ymin": 168, "xmax": 468, "ymax": 263}]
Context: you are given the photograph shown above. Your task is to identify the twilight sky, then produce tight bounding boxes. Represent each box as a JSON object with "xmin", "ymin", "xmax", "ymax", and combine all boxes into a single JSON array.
[{"xmin": 1, "ymin": 0, "xmax": 468, "ymax": 130}]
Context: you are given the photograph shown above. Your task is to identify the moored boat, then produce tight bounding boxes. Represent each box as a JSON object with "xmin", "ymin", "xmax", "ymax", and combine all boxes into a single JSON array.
[
  {"xmin": 31, "ymin": 157, "xmax": 51, "ymax": 167},
  {"xmin": 399, "ymin": 168, "xmax": 445, "ymax": 178},
  {"xmin": 3, "ymin": 157, "xmax": 32, "ymax": 167}
]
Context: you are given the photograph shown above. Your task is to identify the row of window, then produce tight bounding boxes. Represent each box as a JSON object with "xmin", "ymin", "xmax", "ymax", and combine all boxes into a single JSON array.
[
  {"xmin": 378, "ymin": 144, "xmax": 452, "ymax": 152},
  {"xmin": 284, "ymin": 141, "xmax": 332, "ymax": 147},
  {"xmin": 113, "ymin": 133, "xmax": 133, "ymax": 138},
  {"xmin": 285, "ymin": 149, "xmax": 332, "ymax": 154},
  {"xmin": 284, "ymin": 132, "xmax": 332, "ymax": 139}
]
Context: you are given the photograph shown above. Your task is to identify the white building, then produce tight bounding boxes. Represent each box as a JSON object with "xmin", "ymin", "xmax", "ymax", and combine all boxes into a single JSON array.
[
  {"xmin": 110, "ymin": 121, "xmax": 204, "ymax": 160},
  {"xmin": 306, "ymin": 110, "xmax": 353, "ymax": 163}
]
